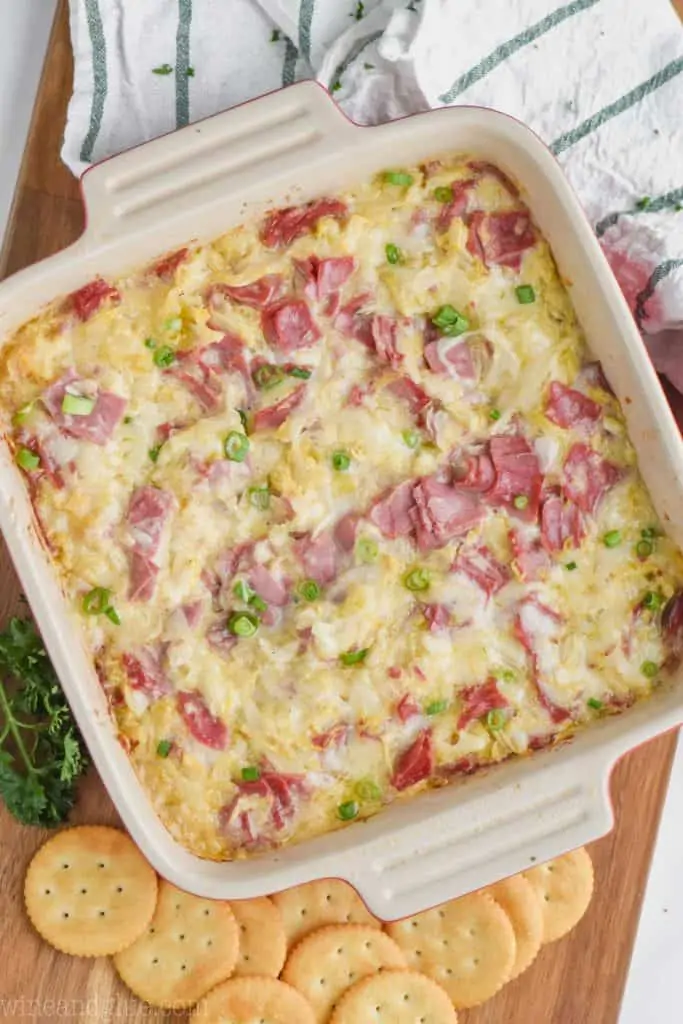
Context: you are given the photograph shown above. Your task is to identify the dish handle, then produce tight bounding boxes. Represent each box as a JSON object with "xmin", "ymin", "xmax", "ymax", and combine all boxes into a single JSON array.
[
  {"xmin": 79, "ymin": 82, "xmax": 356, "ymax": 245},
  {"xmin": 347, "ymin": 752, "xmax": 613, "ymax": 921}
]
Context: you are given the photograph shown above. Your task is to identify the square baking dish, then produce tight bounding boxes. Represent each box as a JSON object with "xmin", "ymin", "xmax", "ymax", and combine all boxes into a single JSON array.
[{"xmin": 1, "ymin": 82, "xmax": 682, "ymax": 921}]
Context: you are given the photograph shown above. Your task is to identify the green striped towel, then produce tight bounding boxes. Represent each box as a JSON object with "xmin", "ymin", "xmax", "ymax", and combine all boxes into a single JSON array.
[{"xmin": 65, "ymin": 0, "xmax": 683, "ymax": 381}]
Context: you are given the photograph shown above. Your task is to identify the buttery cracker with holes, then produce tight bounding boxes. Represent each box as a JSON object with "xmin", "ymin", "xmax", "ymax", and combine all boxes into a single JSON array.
[
  {"xmin": 386, "ymin": 892, "xmax": 515, "ymax": 1009},
  {"xmin": 272, "ymin": 879, "xmax": 380, "ymax": 949},
  {"xmin": 485, "ymin": 874, "xmax": 543, "ymax": 980},
  {"xmin": 331, "ymin": 969, "xmax": 458, "ymax": 1024},
  {"xmin": 282, "ymin": 924, "xmax": 406, "ymax": 1023},
  {"xmin": 524, "ymin": 846, "xmax": 594, "ymax": 943},
  {"xmin": 113, "ymin": 879, "xmax": 239, "ymax": 1008},
  {"xmin": 230, "ymin": 896, "xmax": 287, "ymax": 977},
  {"xmin": 24, "ymin": 826, "xmax": 157, "ymax": 957},
  {"xmin": 190, "ymin": 976, "xmax": 316, "ymax": 1024}
]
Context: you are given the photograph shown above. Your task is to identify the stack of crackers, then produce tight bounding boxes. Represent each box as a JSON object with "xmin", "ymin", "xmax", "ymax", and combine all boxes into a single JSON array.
[{"xmin": 24, "ymin": 826, "xmax": 594, "ymax": 1022}]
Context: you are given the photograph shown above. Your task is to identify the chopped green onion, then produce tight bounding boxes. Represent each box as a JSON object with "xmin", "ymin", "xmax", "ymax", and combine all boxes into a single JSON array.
[
  {"xmin": 402, "ymin": 429, "xmax": 420, "ymax": 449},
  {"xmin": 82, "ymin": 587, "xmax": 112, "ymax": 616},
  {"xmin": 61, "ymin": 393, "xmax": 96, "ymax": 416},
  {"xmin": 587, "ymin": 698, "xmax": 603, "ymax": 711},
  {"xmin": 241, "ymin": 765, "xmax": 262, "ymax": 781},
  {"xmin": 288, "ymin": 366, "xmax": 312, "ymax": 380},
  {"xmin": 157, "ymin": 740, "xmax": 172, "ymax": 758},
  {"xmin": 515, "ymin": 284, "xmax": 536, "ymax": 304},
  {"xmin": 15, "ymin": 448, "xmax": 40, "ymax": 471},
  {"xmin": 356, "ymin": 538, "xmax": 379, "ymax": 563},
  {"xmin": 332, "ymin": 450, "xmax": 351, "ymax": 471},
  {"xmin": 641, "ymin": 526, "xmax": 659, "ymax": 540},
  {"xmin": 298, "ymin": 580, "xmax": 321, "ymax": 602},
  {"xmin": 565, "ymin": 561, "xmax": 578, "ymax": 571},
  {"xmin": 513, "ymin": 495, "xmax": 529, "ymax": 510},
  {"xmin": 339, "ymin": 648, "xmax": 369, "ymax": 666},
  {"xmin": 238, "ymin": 409, "xmax": 249, "ymax": 432},
  {"xmin": 105, "ymin": 606, "xmax": 122, "ymax": 626},
  {"xmin": 433, "ymin": 186, "xmax": 453, "ymax": 203},
  {"xmin": 485, "ymin": 708, "xmax": 506, "ymax": 731},
  {"xmin": 603, "ymin": 530, "xmax": 622, "ymax": 548},
  {"xmin": 383, "ymin": 171, "xmax": 414, "ymax": 187},
  {"xmin": 164, "ymin": 316, "xmax": 182, "ymax": 332},
  {"xmin": 385, "ymin": 243, "xmax": 402, "ymax": 265},
  {"xmin": 252, "ymin": 364, "xmax": 285, "ymax": 390},
  {"xmin": 270, "ymin": 28, "xmax": 281, "ymax": 42},
  {"xmin": 641, "ymin": 660, "xmax": 658, "ymax": 679},
  {"xmin": 425, "ymin": 699, "xmax": 448, "ymax": 716},
  {"xmin": 494, "ymin": 668, "xmax": 517, "ymax": 683},
  {"xmin": 337, "ymin": 800, "xmax": 359, "ymax": 821},
  {"xmin": 642, "ymin": 590, "xmax": 663, "ymax": 611},
  {"xmin": 224, "ymin": 430, "xmax": 250, "ymax": 462},
  {"xmin": 636, "ymin": 196, "xmax": 651, "ymax": 210},
  {"xmin": 233, "ymin": 579, "xmax": 254, "ymax": 604},
  {"xmin": 354, "ymin": 1, "xmax": 365, "ymax": 19},
  {"xmin": 355, "ymin": 779, "xmax": 382, "ymax": 802},
  {"xmin": 152, "ymin": 63, "xmax": 174, "ymax": 75},
  {"xmin": 144, "ymin": 337, "xmax": 157, "ymax": 349},
  {"xmin": 149, "ymin": 445, "xmax": 162, "ymax": 463},
  {"xmin": 431, "ymin": 304, "xmax": 470, "ymax": 337},
  {"xmin": 227, "ymin": 611, "xmax": 259, "ymax": 638},
  {"xmin": 186, "ymin": 67, "xmax": 195, "ymax": 77},
  {"xmin": 123, "ymin": 416, "xmax": 133, "ymax": 424},
  {"xmin": 13, "ymin": 402, "xmax": 35, "ymax": 426},
  {"xmin": 404, "ymin": 568, "xmax": 430, "ymax": 592},
  {"xmin": 248, "ymin": 486, "xmax": 270, "ymax": 511},
  {"xmin": 489, "ymin": 409, "xmax": 501, "ymax": 421},
  {"xmin": 331, "ymin": 80, "xmax": 342, "ymax": 93},
  {"xmin": 636, "ymin": 539, "xmax": 653, "ymax": 559},
  {"xmin": 250, "ymin": 595, "xmax": 267, "ymax": 614},
  {"xmin": 153, "ymin": 345, "xmax": 176, "ymax": 368}
]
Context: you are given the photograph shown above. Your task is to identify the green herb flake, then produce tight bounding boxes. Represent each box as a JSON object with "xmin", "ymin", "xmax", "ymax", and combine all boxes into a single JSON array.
[
  {"xmin": 332, "ymin": 450, "xmax": 351, "ymax": 471},
  {"xmin": 144, "ymin": 337, "xmax": 157, "ymax": 349},
  {"xmin": 238, "ymin": 409, "xmax": 249, "ymax": 432},
  {"xmin": 363, "ymin": 62, "xmax": 375, "ymax": 70},
  {"xmin": 224, "ymin": 431, "xmax": 250, "ymax": 463},
  {"xmin": 152, "ymin": 63, "xmax": 174, "ymax": 75},
  {"xmin": 402, "ymin": 429, "xmax": 420, "ymax": 449},
  {"xmin": 565, "ymin": 561, "xmax": 578, "ymax": 571},
  {"xmin": 249, "ymin": 595, "xmax": 267, "ymax": 614},
  {"xmin": 337, "ymin": 800, "xmax": 359, "ymax": 821},
  {"xmin": 431, "ymin": 304, "xmax": 470, "ymax": 337},
  {"xmin": 383, "ymin": 171, "xmax": 414, "ymax": 187},
  {"xmin": 515, "ymin": 284, "xmax": 536, "ymax": 304},
  {"xmin": 404, "ymin": 568, "xmax": 430, "ymax": 592},
  {"xmin": 425, "ymin": 699, "xmax": 448, "ymax": 716},
  {"xmin": 587, "ymin": 698, "xmax": 603, "ymax": 711},
  {"xmin": 241, "ymin": 765, "xmax": 262, "ymax": 781},
  {"xmin": 353, "ymin": 1, "xmax": 365, "ymax": 19},
  {"xmin": 641, "ymin": 660, "xmax": 659, "ymax": 679},
  {"xmin": 433, "ymin": 186, "xmax": 453, "ymax": 203},
  {"xmin": 288, "ymin": 366, "xmax": 312, "ymax": 380},
  {"xmin": 331, "ymin": 80, "xmax": 342, "ymax": 93},
  {"xmin": 298, "ymin": 580, "xmax": 321, "ymax": 602},
  {"xmin": 248, "ymin": 486, "xmax": 270, "ymax": 511},
  {"xmin": 157, "ymin": 740, "xmax": 172, "ymax": 758},
  {"xmin": 227, "ymin": 612, "xmax": 259, "ymax": 638},
  {"xmin": 270, "ymin": 28, "xmax": 281, "ymax": 42},
  {"xmin": 385, "ymin": 243, "xmax": 402, "ymax": 265},
  {"xmin": 153, "ymin": 345, "xmax": 176, "ymax": 369},
  {"xmin": 642, "ymin": 591, "xmax": 663, "ymax": 611},
  {"xmin": 603, "ymin": 530, "xmax": 622, "ymax": 548},
  {"xmin": 186, "ymin": 67, "xmax": 195, "ymax": 77},
  {"xmin": 148, "ymin": 445, "xmax": 162, "ymax": 464},
  {"xmin": 15, "ymin": 448, "xmax": 40, "ymax": 472},
  {"xmin": 636, "ymin": 196, "xmax": 652, "ymax": 210},
  {"xmin": 339, "ymin": 648, "xmax": 370, "ymax": 667}
]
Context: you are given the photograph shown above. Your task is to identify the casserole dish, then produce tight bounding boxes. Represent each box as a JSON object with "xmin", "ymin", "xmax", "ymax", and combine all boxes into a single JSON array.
[{"xmin": 1, "ymin": 81, "xmax": 682, "ymax": 919}]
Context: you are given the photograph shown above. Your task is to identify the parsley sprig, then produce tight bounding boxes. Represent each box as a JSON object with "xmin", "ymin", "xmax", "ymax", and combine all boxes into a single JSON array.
[{"xmin": 0, "ymin": 618, "xmax": 88, "ymax": 827}]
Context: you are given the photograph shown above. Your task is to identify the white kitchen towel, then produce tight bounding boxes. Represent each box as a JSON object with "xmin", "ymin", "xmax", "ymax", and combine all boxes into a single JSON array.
[{"xmin": 64, "ymin": 0, "xmax": 683, "ymax": 383}]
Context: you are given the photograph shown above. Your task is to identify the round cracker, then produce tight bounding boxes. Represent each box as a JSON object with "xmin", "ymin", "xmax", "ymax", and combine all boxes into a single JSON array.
[
  {"xmin": 330, "ymin": 970, "xmax": 458, "ymax": 1024},
  {"xmin": 282, "ymin": 924, "xmax": 406, "ymax": 1023},
  {"xmin": 524, "ymin": 846, "xmax": 594, "ymax": 943},
  {"xmin": 230, "ymin": 896, "xmax": 287, "ymax": 978},
  {"xmin": 190, "ymin": 976, "xmax": 316, "ymax": 1024},
  {"xmin": 272, "ymin": 880, "xmax": 380, "ymax": 949},
  {"xmin": 386, "ymin": 892, "xmax": 515, "ymax": 1009},
  {"xmin": 24, "ymin": 826, "xmax": 157, "ymax": 957},
  {"xmin": 486, "ymin": 875, "xmax": 543, "ymax": 980},
  {"xmin": 113, "ymin": 879, "xmax": 239, "ymax": 1008}
]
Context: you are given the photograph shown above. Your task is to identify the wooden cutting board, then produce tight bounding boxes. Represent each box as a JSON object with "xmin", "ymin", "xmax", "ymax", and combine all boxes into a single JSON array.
[{"xmin": 1, "ymin": 4, "xmax": 681, "ymax": 1021}]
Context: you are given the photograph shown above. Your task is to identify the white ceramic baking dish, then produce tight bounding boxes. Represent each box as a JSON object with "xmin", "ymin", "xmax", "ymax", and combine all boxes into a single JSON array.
[{"xmin": 1, "ymin": 82, "xmax": 682, "ymax": 920}]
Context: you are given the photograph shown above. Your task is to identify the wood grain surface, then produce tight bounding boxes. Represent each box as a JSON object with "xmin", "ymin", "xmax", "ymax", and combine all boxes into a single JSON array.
[{"xmin": 0, "ymin": 4, "xmax": 681, "ymax": 1021}]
